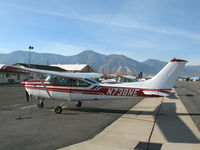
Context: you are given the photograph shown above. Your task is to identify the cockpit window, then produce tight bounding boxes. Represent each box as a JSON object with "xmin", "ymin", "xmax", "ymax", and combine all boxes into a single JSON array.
[
  {"xmin": 45, "ymin": 75, "xmax": 54, "ymax": 83},
  {"xmin": 56, "ymin": 77, "xmax": 71, "ymax": 86},
  {"xmin": 72, "ymin": 79, "xmax": 90, "ymax": 87}
]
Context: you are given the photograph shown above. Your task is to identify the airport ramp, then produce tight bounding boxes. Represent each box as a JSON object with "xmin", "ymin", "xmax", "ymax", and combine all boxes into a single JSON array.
[{"xmin": 60, "ymin": 89, "xmax": 200, "ymax": 150}]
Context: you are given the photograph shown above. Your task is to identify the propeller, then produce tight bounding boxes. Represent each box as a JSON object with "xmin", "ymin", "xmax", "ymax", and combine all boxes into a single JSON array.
[
  {"xmin": 26, "ymin": 90, "xmax": 33, "ymax": 117},
  {"xmin": 26, "ymin": 91, "xmax": 29, "ymax": 102}
]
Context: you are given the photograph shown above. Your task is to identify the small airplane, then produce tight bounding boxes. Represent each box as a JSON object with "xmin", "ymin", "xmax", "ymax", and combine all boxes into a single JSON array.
[{"xmin": 0, "ymin": 58, "xmax": 187, "ymax": 114}]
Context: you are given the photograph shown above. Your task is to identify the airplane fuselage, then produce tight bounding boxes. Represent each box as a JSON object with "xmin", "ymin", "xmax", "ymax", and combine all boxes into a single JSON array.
[{"xmin": 22, "ymin": 77, "xmax": 169, "ymax": 102}]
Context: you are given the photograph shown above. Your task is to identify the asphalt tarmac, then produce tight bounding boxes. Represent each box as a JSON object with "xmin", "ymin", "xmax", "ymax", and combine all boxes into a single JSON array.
[
  {"xmin": 175, "ymin": 81, "xmax": 200, "ymax": 131},
  {"xmin": 0, "ymin": 84, "xmax": 143, "ymax": 150}
]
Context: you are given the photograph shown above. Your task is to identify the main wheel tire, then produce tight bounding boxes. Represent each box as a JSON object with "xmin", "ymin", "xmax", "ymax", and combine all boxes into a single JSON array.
[
  {"xmin": 76, "ymin": 101, "xmax": 82, "ymax": 107},
  {"xmin": 37, "ymin": 101, "xmax": 44, "ymax": 108},
  {"xmin": 55, "ymin": 106, "xmax": 62, "ymax": 114}
]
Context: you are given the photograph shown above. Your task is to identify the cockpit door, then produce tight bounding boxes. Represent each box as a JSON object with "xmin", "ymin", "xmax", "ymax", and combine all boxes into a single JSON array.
[{"xmin": 52, "ymin": 76, "xmax": 72, "ymax": 100}]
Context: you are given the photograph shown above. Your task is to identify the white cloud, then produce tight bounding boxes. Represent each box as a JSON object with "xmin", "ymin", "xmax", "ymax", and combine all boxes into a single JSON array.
[
  {"xmin": 42, "ymin": 42, "xmax": 126, "ymax": 57},
  {"xmin": 31, "ymin": 10, "xmax": 200, "ymax": 41},
  {"xmin": 187, "ymin": 59, "xmax": 200, "ymax": 66},
  {"xmin": 1, "ymin": 1, "xmax": 200, "ymax": 41},
  {"xmin": 123, "ymin": 40, "xmax": 158, "ymax": 48},
  {"xmin": 86, "ymin": 17, "xmax": 200, "ymax": 41},
  {"xmin": 46, "ymin": 42, "xmax": 84, "ymax": 56}
]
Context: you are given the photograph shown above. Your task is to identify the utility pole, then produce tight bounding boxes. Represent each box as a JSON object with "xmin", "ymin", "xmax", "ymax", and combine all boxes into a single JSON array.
[
  {"xmin": 28, "ymin": 46, "xmax": 34, "ymax": 67},
  {"xmin": 28, "ymin": 46, "xmax": 34, "ymax": 80}
]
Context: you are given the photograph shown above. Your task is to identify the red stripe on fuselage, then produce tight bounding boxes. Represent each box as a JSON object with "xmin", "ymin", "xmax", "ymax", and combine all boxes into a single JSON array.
[
  {"xmin": 25, "ymin": 84, "xmax": 170, "ymax": 97},
  {"xmin": 25, "ymin": 86, "xmax": 100, "ymax": 95}
]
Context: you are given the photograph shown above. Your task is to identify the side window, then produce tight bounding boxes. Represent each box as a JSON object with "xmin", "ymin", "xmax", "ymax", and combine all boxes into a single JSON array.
[
  {"xmin": 72, "ymin": 79, "xmax": 90, "ymax": 87},
  {"xmin": 85, "ymin": 78, "xmax": 97, "ymax": 84},
  {"xmin": 79, "ymin": 80, "xmax": 90, "ymax": 86},
  {"xmin": 56, "ymin": 77, "xmax": 71, "ymax": 86}
]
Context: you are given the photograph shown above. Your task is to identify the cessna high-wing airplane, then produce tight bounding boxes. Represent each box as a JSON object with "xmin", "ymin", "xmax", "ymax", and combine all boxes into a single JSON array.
[{"xmin": 0, "ymin": 58, "xmax": 187, "ymax": 114}]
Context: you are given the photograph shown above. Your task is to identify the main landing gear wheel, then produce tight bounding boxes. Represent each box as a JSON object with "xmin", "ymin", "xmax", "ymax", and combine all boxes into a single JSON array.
[
  {"xmin": 76, "ymin": 101, "xmax": 82, "ymax": 107},
  {"xmin": 37, "ymin": 100, "xmax": 44, "ymax": 108},
  {"xmin": 55, "ymin": 106, "xmax": 62, "ymax": 114}
]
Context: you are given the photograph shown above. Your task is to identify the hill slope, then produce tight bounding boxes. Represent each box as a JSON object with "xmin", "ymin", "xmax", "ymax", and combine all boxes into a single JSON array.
[{"xmin": 0, "ymin": 50, "xmax": 199, "ymax": 76}]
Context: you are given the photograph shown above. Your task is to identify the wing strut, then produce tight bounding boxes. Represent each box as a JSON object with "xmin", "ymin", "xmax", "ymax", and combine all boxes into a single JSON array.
[{"xmin": 39, "ymin": 78, "xmax": 53, "ymax": 99}]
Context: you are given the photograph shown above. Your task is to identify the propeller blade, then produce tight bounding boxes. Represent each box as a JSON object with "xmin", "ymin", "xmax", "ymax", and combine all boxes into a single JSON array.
[{"xmin": 26, "ymin": 91, "xmax": 29, "ymax": 102}]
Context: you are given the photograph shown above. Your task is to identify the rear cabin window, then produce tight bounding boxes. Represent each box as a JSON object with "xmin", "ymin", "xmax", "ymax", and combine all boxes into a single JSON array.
[
  {"xmin": 72, "ymin": 79, "xmax": 90, "ymax": 87},
  {"xmin": 85, "ymin": 78, "xmax": 98, "ymax": 84},
  {"xmin": 56, "ymin": 77, "xmax": 71, "ymax": 86}
]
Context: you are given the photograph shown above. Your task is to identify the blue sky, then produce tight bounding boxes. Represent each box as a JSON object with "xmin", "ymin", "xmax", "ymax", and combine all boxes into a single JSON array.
[{"xmin": 0, "ymin": 0, "xmax": 200, "ymax": 65}]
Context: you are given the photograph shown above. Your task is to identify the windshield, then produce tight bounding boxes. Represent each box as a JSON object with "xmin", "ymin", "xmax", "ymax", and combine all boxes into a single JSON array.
[{"xmin": 45, "ymin": 75, "xmax": 54, "ymax": 83}]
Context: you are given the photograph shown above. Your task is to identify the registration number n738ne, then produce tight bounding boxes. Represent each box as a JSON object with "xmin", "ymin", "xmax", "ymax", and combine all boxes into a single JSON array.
[{"xmin": 106, "ymin": 88, "xmax": 139, "ymax": 96}]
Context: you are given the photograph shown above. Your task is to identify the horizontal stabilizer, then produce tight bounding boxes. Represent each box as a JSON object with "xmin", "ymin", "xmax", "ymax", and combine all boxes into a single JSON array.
[{"xmin": 143, "ymin": 90, "xmax": 169, "ymax": 97}]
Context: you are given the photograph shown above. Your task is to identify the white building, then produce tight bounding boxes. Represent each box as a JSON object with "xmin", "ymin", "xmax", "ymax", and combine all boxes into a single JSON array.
[{"xmin": 51, "ymin": 64, "xmax": 97, "ymax": 73}]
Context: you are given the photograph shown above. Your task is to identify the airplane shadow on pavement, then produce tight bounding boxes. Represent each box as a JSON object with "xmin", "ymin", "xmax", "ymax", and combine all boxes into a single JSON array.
[{"xmin": 155, "ymin": 102, "xmax": 200, "ymax": 143}]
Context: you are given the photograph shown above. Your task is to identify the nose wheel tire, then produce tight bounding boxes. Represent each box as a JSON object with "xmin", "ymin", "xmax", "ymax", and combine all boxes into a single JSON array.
[
  {"xmin": 55, "ymin": 106, "xmax": 62, "ymax": 114},
  {"xmin": 37, "ymin": 100, "xmax": 44, "ymax": 108}
]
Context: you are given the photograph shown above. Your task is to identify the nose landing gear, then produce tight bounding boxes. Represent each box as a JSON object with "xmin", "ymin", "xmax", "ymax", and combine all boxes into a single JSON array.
[{"xmin": 37, "ymin": 99, "xmax": 44, "ymax": 108}]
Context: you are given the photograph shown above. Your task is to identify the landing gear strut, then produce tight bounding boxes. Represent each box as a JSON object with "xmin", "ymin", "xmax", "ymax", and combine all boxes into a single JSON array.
[
  {"xmin": 76, "ymin": 101, "xmax": 82, "ymax": 107},
  {"xmin": 37, "ymin": 99, "xmax": 44, "ymax": 108},
  {"xmin": 55, "ymin": 106, "xmax": 62, "ymax": 114}
]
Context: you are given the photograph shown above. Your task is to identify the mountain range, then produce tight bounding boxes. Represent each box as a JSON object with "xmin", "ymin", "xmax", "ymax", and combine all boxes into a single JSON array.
[{"xmin": 0, "ymin": 50, "xmax": 199, "ymax": 76}]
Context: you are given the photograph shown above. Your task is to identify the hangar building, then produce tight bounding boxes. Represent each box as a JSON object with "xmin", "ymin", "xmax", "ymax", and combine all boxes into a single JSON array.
[{"xmin": 0, "ymin": 63, "xmax": 96, "ymax": 83}]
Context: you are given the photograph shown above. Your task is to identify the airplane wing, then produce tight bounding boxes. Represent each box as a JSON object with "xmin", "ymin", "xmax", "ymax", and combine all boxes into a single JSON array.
[
  {"xmin": 0, "ymin": 65, "xmax": 103, "ymax": 79},
  {"xmin": 143, "ymin": 90, "xmax": 169, "ymax": 97},
  {"xmin": 0, "ymin": 64, "xmax": 6, "ymax": 69}
]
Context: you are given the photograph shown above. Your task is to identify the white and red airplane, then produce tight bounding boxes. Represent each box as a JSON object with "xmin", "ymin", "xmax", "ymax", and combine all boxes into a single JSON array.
[{"xmin": 0, "ymin": 58, "xmax": 187, "ymax": 114}]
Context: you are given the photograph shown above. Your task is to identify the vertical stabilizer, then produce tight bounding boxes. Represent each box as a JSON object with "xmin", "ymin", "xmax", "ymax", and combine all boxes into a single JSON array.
[{"xmin": 143, "ymin": 58, "xmax": 187, "ymax": 90}]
